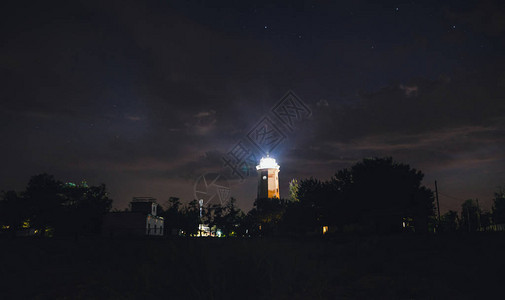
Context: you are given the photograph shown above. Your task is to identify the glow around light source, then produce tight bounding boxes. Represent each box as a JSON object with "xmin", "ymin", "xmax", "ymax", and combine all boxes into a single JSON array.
[{"xmin": 256, "ymin": 156, "xmax": 280, "ymax": 170}]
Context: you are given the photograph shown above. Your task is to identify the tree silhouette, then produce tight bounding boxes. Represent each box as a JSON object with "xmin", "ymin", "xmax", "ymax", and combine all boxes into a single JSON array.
[
  {"xmin": 180, "ymin": 200, "xmax": 200, "ymax": 236},
  {"xmin": 345, "ymin": 157, "xmax": 433, "ymax": 233},
  {"xmin": 293, "ymin": 157, "xmax": 434, "ymax": 234},
  {"xmin": 296, "ymin": 178, "xmax": 324, "ymax": 228},
  {"xmin": 221, "ymin": 198, "xmax": 244, "ymax": 236},
  {"xmin": 288, "ymin": 179, "xmax": 300, "ymax": 202},
  {"xmin": 1, "ymin": 174, "xmax": 112, "ymax": 236},
  {"xmin": 0, "ymin": 190, "xmax": 27, "ymax": 233},
  {"xmin": 247, "ymin": 197, "xmax": 287, "ymax": 236},
  {"xmin": 60, "ymin": 182, "xmax": 112, "ymax": 236},
  {"xmin": 24, "ymin": 173, "xmax": 63, "ymax": 233},
  {"xmin": 204, "ymin": 203, "xmax": 224, "ymax": 233},
  {"xmin": 161, "ymin": 197, "xmax": 183, "ymax": 236},
  {"xmin": 440, "ymin": 210, "xmax": 459, "ymax": 232},
  {"xmin": 480, "ymin": 211, "xmax": 492, "ymax": 231},
  {"xmin": 492, "ymin": 188, "xmax": 505, "ymax": 224},
  {"xmin": 461, "ymin": 199, "xmax": 480, "ymax": 232}
]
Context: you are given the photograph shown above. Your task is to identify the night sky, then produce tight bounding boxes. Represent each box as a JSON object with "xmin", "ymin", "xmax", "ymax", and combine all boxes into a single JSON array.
[{"xmin": 1, "ymin": 0, "xmax": 504, "ymax": 212}]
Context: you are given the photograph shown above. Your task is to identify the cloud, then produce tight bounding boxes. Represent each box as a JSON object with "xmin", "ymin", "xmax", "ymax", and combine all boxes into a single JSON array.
[
  {"xmin": 310, "ymin": 69, "xmax": 505, "ymax": 145},
  {"xmin": 194, "ymin": 111, "xmax": 216, "ymax": 118},
  {"xmin": 186, "ymin": 109, "xmax": 217, "ymax": 134},
  {"xmin": 125, "ymin": 115, "xmax": 142, "ymax": 121},
  {"xmin": 399, "ymin": 84, "xmax": 418, "ymax": 97},
  {"xmin": 446, "ymin": 0, "xmax": 505, "ymax": 36},
  {"xmin": 316, "ymin": 99, "xmax": 329, "ymax": 107}
]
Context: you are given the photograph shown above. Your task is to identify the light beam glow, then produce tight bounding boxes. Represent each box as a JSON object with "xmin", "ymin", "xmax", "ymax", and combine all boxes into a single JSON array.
[{"xmin": 256, "ymin": 156, "xmax": 280, "ymax": 170}]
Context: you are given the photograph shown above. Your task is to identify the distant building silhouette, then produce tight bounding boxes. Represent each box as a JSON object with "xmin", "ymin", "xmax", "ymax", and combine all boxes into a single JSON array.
[
  {"xmin": 102, "ymin": 197, "xmax": 164, "ymax": 236},
  {"xmin": 256, "ymin": 155, "xmax": 280, "ymax": 199}
]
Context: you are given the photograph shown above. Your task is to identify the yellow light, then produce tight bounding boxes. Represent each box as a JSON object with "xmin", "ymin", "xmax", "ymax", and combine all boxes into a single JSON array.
[
  {"xmin": 22, "ymin": 220, "xmax": 30, "ymax": 228},
  {"xmin": 322, "ymin": 226, "xmax": 328, "ymax": 234}
]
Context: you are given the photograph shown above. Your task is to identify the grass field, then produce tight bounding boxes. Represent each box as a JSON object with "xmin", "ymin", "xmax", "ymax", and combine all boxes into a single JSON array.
[{"xmin": 1, "ymin": 234, "xmax": 503, "ymax": 299}]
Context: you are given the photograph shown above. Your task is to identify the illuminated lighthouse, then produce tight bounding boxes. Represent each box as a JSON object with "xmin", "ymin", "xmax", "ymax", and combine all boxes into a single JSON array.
[{"xmin": 256, "ymin": 155, "xmax": 280, "ymax": 199}]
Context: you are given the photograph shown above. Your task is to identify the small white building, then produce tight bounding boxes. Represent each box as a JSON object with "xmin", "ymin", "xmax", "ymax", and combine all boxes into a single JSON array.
[{"xmin": 103, "ymin": 197, "xmax": 164, "ymax": 237}]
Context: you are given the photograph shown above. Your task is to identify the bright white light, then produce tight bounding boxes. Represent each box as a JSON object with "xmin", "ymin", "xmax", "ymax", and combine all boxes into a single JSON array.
[{"xmin": 256, "ymin": 156, "xmax": 280, "ymax": 170}]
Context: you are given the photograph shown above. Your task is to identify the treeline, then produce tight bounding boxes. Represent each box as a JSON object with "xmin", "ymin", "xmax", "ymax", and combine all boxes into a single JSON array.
[
  {"xmin": 164, "ymin": 157, "xmax": 437, "ymax": 236},
  {"xmin": 248, "ymin": 157, "xmax": 434, "ymax": 235},
  {"xmin": 160, "ymin": 197, "xmax": 245, "ymax": 236},
  {"xmin": 3, "ymin": 157, "xmax": 502, "ymax": 238},
  {"xmin": 190, "ymin": 157, "xmax": 503, "ymax": 236},
  {"xmin": 0, "ymin": 174, "xmax": 111, "ymax": 237},
  {"xmin": 440, "ymin": 192, "xmax": 505, "ymax": 232},
  {"xmin": 0, "ymin": 157, "xmax": 437, "ymax": 237}
]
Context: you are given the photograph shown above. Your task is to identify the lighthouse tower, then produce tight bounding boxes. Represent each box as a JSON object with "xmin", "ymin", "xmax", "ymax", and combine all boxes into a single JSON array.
[{"xmin": 256, "ymin": 155, "xmax": 280, "ymax": 199}]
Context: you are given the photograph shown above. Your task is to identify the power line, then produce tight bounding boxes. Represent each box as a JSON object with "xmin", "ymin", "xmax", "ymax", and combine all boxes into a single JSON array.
[
  {"xmin": 437, "ymin": 201, "xmax": 454, "ymax": 210},
  {"xmin": 438, "ymin": 192, "xmax": 466, "ymax": 202},
  {"xmin": 435, "ymin": 188, "xmax": 467, "ymax": 213}
]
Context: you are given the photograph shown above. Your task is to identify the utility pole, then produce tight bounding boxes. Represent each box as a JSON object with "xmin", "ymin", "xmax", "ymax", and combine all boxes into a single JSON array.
[
  {"xmin": 476, "ymin": 198, "xmax": 481, "ymax": 231},
  {"xmin": 435, "ymin": 181, "xmax": 441, "ymax": 228}
]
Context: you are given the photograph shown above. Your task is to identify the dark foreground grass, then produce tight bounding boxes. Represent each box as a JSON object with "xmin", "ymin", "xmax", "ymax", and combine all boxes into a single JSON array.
[{"xmin": 0, "ymin": 234, "xmax": 504, "ymax": 299}]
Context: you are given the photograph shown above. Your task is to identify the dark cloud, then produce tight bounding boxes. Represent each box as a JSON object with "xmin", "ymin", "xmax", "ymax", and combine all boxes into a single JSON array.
[
  {"xmin": 310, "ymin": 69, "xmax": 505, "ymax": 143},
  {"xmin": 447, "ymin": 0, "xmax": 505, "ymax": 36}
]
